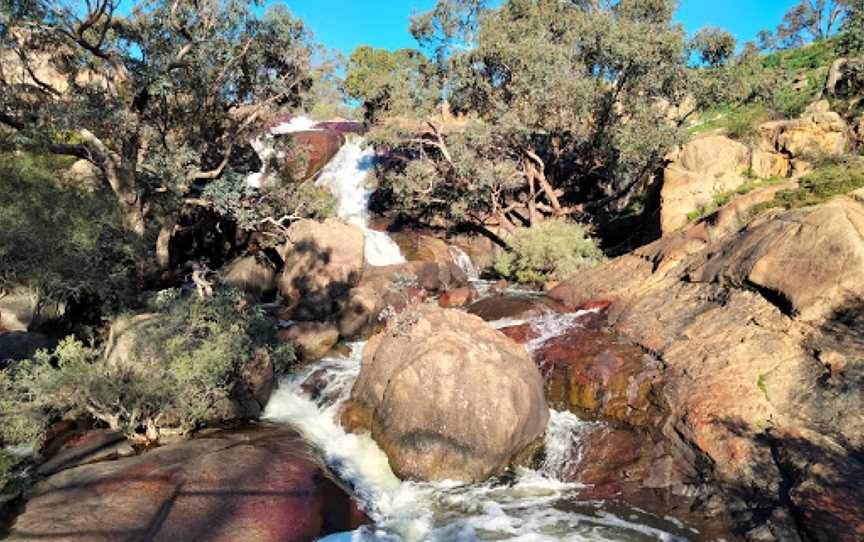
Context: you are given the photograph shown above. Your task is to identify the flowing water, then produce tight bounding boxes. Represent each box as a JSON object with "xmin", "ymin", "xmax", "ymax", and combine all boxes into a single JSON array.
[
  {"xmin": 252, "ymin": 116, "xmax": 698, "ymax": 541},
  {"xmin": 246, "ymin": 115, "xmax": 405, "ymax": 266},
  {"xmin": 263, "ymin": 309, "xmax": 701, "ymax": 542},
  {"xmin": 448, "ymin": 245, "xmax": 480, "ymax": 281},
  {"xmin": 315, "ymin": 138, "xmax": 405, "ymax": 267}
]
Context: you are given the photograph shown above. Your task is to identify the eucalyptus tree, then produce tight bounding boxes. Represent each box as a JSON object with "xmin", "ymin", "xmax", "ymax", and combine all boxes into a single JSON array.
[
  {"xmin": 0, "ymin": 0, "xmax": 319, "ymax": 240},
  {"xmin": 342, "ymin": 46, "xmax": 439, "ymax": 123},
  {"xmin": 372, "ymin": 0, "xmax": 693, "ymax": 237}
]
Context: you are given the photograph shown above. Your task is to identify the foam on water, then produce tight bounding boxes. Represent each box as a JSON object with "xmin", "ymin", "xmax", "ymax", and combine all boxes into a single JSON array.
[{"xmin": 264, "ymin": 312, "xmax": 694, "ymax": 541}]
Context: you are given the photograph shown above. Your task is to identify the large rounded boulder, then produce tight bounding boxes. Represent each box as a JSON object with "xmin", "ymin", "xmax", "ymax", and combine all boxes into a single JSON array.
[
  {"xmin": 277, "ymin": 218, "xmax": 365, "ymax": 321},
  {"xmin": 347, "ymin": 305, "xmax": 549, "ymax": 483}
]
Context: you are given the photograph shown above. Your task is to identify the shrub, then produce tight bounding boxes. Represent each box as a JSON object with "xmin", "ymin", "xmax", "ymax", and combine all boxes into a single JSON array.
[
  {"xmin": 201, "ymin": 173, "xmax": 336, "ymax": 233},
  {"xmin": 0, "ymin": 153, "xmax": 138, "ymax": 318},
  {"xmin": 751, "ymin": 160, "xmax": 864, "ymax": 213},
  {"xmin": 0, "ymin": 290, "xmax": 295, "ymax": 446},
  {"xmin": 495, "ymin": 219, "xmax": 605, "ymax": 285}
]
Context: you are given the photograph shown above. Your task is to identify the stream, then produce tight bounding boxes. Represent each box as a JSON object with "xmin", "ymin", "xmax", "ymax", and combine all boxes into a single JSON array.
[
  {"xmin": 263, "ymin": 309, "xmax": 701, "ymax": 542},
  {"xmin": 255, "ymin": 119, "xmax": 701, "ymax": 541}
]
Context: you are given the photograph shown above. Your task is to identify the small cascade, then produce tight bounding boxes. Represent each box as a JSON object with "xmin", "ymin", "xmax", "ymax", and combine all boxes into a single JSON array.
[
  {"xmin": 315, "ymin": 138, "xmax": 405, "ymax": 267},
  {"xmin": 264, "ymin": 311, "xmax": 695, "ymax": 542},
  {"xmin": 448, "ymin": 245, "xmax": 479, "ymax": 280},
  {"xmin": 245, "ymin": 116, "xmax": 405, "ymax": 266},
  {"xmin": 246, "ymin": 116, "xmax": 319, "ymax": 189}
]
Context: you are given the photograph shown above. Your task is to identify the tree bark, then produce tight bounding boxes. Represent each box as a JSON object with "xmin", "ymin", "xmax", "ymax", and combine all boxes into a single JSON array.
[{"xmin": 79, "ymin": 129, "xmax": 147, "ymax": 236}]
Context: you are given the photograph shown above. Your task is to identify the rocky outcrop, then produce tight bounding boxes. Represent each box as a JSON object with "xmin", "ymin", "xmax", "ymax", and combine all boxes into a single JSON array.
[
  {"xmin": 346, "ymin": 305, "xmax": 549, "ymax": 483},
  {"xmin": 4, "ymin": 426, "xmax": 368, "ymax": 542},
  {"xmin": 337, "ymin": 261, "xmax": 466, "ymax": 339},
  {"xmin": 757, "ymin": 100, "xmax": 849, "ymax": 161},
  {"xmin": 549, "ymin": 197, "xmax": 864, "ymax": 541},
  {"xmin": 660, "ymin": 134, "xmax": 793, "ymax": 234},
  {"xmin": 691, "ymin": 199, "xmax": 864, "ymax": 323},
  {"xmin": 661, "ymin": 135, "xmax": 752, "ymax": 234},
  {"xmin": 437, "ymin": 286, "xmax": 479, "ymax": 308},
  {"xmin": 661, "ymin": 101, "xmax": 851, "ymax": 235},
  {"xmin": 287, "ymin": 130, "xmax": 346, "ymax": 181},
  {"xmin": 0, "ymin": 288, "xmax": 63, "ymax": 332},
  {"xmin": 277, "ymin": 219, "xmax": 365, "ymax": 321}
]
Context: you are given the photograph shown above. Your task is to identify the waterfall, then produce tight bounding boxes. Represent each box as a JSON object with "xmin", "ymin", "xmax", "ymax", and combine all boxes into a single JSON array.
[
  {"xmin": 246, "ymin": 117, "xmax": 319, "ymax": 189},
  {"xmin": 315, "ymin": 138, "xmax": 405, "ymax": 267},
  {"xmin": 264, "ymin": 312, "xmax": 694, "ymax": 542},
  {"xmin": 245, "ymin": 116, "xmax": 405, "ymax": 267},
  {"xmin": 448, "ymin": 245, "xmax": 479, "ymax": 280}
]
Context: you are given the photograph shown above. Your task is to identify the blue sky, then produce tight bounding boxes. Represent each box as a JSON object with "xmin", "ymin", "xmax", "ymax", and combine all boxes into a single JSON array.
[{"xmin": 278, "ymin": 0, "xmax": 797, "ymax": 56}]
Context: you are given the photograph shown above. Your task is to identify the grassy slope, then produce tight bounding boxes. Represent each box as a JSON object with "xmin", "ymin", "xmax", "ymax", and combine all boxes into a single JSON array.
[{"xmin": 688, "ymin": 38, "xmax": 840, "ymax": 139}]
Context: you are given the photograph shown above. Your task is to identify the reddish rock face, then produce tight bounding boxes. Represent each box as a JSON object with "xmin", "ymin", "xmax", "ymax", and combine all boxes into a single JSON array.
[
  {"xmin": 5, "ymin": 426, "xmax": 370, "ymax": 542},
  {"xmin": 498, "ymin": 323, "xmax": 537, "ymax": 345},
  {"xmin": 534, "ymin": 315, "xmax": 663, "ymax": 429},
  {"xmin": 313, "ymin": 121, "xmax": 366, "ymax": 136},
  {"xmin": 438, "ymin": 287, "xmax": 480, "ymax": 308},
  {"xmin": 287, "ymin": 130, "xmax": 345, "ymax": 181},
  {"xmin": 467, "ymin": 295, "xmax": 569, "ymax": 322}
]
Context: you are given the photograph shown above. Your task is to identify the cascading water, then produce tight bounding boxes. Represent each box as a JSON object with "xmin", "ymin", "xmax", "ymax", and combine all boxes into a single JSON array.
[
  {"xmin": 448, "ymin": 245, "xmax": 479, "ymax": 281},
  {"xmin": 314, "ymin": 138, "xmax": 405, "ymax": 267},
  {"xmin": 245, "ymin": 116, "xmax": 405, "ymax": 267},
  {"xmin": 263, "ymin": 309, "xmax": 699, "ymax": 541}
]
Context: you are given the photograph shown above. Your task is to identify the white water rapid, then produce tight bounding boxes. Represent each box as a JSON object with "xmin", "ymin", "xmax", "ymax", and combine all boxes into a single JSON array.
[
  {"xmin": 263, "ymin": 307, "xmax": 698, "ymax": 542},
  {"xmin": 246, "ymin": 116, "xmax": 405, "ymax": 267}
]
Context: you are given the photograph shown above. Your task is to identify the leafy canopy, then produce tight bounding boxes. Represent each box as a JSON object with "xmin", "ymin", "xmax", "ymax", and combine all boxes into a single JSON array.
[{"xmin": 370, "ymin": 0, "xmax": 695, "ymax": 238}]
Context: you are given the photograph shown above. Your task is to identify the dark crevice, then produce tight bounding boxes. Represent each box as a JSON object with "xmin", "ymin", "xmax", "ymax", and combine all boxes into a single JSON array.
[
  {"xmin": 743, "ymin": 280, "xmax": 798, "ymax": 317},
  {"xmin": 765, "ymin": 433, "xmax": 814, "ymax": 542}
]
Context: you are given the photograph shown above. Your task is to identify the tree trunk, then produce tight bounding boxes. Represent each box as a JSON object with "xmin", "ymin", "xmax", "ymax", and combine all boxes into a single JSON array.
[{"xmin": 79, "ymin": 129, "xmax": 147, "ymax": 236}]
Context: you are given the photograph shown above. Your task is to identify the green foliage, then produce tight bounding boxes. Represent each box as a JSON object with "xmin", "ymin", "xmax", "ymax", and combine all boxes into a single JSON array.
[
  {"xmin": 0, "ymin": 449, "xmax": 27, "ymax": 494},
  {"xmin": 0, "ymin": 290, "xmax": 295, "ymax": 446},
  {"xmin": 688, "ymin": 104, "xmax": 771, "ymax": 141},
  {"xmin": 755, "ymin": 159, "xmax": 864, "ymax": 211},
  {"xmin": 764, "ymin": 0, "xmax": 849, "ymax": 49},
  {"xmin": 691, "ymin": 26, "xmax": 737, "ymax": 67},
  {"xmin": 840, "ymin": 1, "xmax": 864, "ymax": 54},
  {"xmin": 757, "ymin": 373, "xmax": 770, "ymax": 402},
  {"xmin": 377, "ymin": 0, "xmax": 694, "ymax": 232},
  {"xmin": 343, "ymin": 46, "xmax": 440, "ymax": 122},
  {"xmin": 691, "ymin": 37, "xmax": 840, "ymax": 137},
  {"xmin": 494, "ymin": 219, "xmax": 605, "ymax": 285},
  {"xmin": 0, "ymin": 153, "xmax": 138, "ymax": 315},
  {"xmin": 1, "ymin": 0, "xmax": 321, "ymax": 239},
  {"xmin": 201, "ymin": 174, "xmax": 336, "ymax": 232}
]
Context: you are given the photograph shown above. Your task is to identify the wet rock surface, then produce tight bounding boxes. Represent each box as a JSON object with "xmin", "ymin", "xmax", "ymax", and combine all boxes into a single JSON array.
[{"xmin": 3, "ymin": 425, "xmax": 369, "ymax": 542}]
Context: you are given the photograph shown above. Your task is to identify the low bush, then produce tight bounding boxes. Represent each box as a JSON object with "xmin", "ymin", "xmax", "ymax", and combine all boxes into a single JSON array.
[
  {"xmin": 0, "ymin": 290, "xmax": 295, "ymax": 447},
  {"xmin": 495, "ymin": 219, "xmax": 605, "ymax": 285},
  {"xmin": 754, "ymin": 160, "xmax": 864, "ymax": 211}
]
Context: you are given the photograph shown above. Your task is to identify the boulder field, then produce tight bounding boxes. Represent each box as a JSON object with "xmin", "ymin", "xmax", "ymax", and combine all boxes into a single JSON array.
[{"xmin": 547, "ymin": 196, "xmax": 864, "ymax": 541}]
